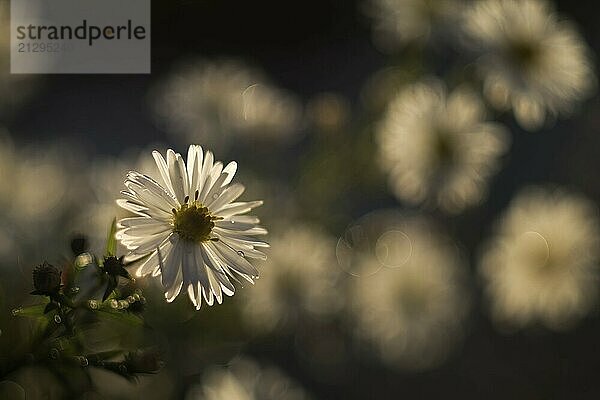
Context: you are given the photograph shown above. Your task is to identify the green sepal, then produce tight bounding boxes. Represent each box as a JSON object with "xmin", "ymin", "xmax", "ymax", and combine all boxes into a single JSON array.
[
  {"xmin": 105, "ymin": 218, "xmax": 118, "ymax": 257},
  {"xmin": 103, "ymin": 276, "xmax": 118, "ymax": 302}
]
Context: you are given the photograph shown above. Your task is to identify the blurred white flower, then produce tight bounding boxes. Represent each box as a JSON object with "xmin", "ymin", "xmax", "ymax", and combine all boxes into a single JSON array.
[
  {"xmin": 0, "ymin": 133, "xmax": 84, "ymax": 260},
  {"xmin": 241, "ymin": 225, "xmax": 341, "ymax": 333},
  {"xmin": 462, "ymin": 0, "xmax": 596, "ymax": 131},
  {"xmin": 117, "ymin": 145, "xmax": 268, "ymax": 309},
  {"xmin": 479, "ymin": 187, "xmax": 600, "ymax": 330},
  {"xmin": 376, "ymin": 80, "xmax": 509, "ymax": 213},
  {"xmin": 366, "ymin": 0, "xmax": 461, "ymax": 51},
  {"xmin": 306, "ymin": 92, "xmax": 350, "ymax": 134},
  {"xmin": 350, "ymin": 216, "xmax": 469, "ymax": 370},
  {"xmin": 151, "ymin": 59, "xmax": 303, "ymax": 149},
  {"xmin": 187, "ymin": 357, "xmax": 312, "ymax": 400}
]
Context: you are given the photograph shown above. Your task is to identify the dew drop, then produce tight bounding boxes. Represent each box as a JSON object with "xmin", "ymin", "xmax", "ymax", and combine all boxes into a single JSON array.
[
  {"xmin": 88, "ymin": 300, "xmax": 99, "ymax": 310},
  {"xmin": 79, "ymin": 356, "xmax": 89, "ymax": 367},
  {"xmin": 213, "ymin": 193, "xmax": 219, "ymax": 199},
  {"xmin": 237, "ymin": 250, "xmax": 245, "ymax": 257},
  {"xmin": 53, "ymin": 315, "xmax": 62, "ymax": 324},
  {"xmin": 11, "ymin": 308, "xmax": 21, "ymax": 316}
]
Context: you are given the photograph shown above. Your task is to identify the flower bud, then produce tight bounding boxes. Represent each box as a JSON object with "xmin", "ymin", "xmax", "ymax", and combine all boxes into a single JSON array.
[{"xmin": 31, "ymin": 262, "xmax": 62, "ymax": 296}]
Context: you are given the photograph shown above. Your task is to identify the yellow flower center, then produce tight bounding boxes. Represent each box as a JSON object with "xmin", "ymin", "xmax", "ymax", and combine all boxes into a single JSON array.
[
  {"xmin": 172, "ymin": 201, "xmax": 221, "ymax": 242},
  {"xmin": 507, "ymin": 39, "xmax": 539, "ymax": 69}
]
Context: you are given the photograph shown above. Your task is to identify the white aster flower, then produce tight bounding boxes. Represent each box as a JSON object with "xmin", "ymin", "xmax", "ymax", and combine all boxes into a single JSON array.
[
  {"xmin": 350, "ymin": 216, "xmax": 469, "ymax": 370},
  {"xmin": 241, "ymin": 225, "xmax": 341, "ymax": 333},
  {"xmin": 187, "ymin": 357, "xmax": 312, "ymax": 400},
  {"xmin": 479, "ymin": 187, "xmax": 600, "ymax": 330},
  {"xmin": 151, "ymin": 59, "xmax": 302, "ymax": 149},
  {"xmin": 117, "ymin": 145, "xmax": 268, "ymax": 309},
  {"xmin": 462, "ymin": 0, "xmax": 596, "ymax": 130},
  {"xmin": 376, "ymin": 80, "xmax": 509, "ymax": 213},
  {"xmin": 366, "ymin": 0, "xmax": 461, "ymax": 51}
]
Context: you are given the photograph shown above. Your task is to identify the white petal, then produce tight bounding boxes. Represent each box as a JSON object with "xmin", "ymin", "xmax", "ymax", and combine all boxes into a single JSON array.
[
  {"xmin": 199, "ymin": 244, "xmax": 236, "ymax": 295},
  {"xmin": 226, "ymin": 215, "xmax": 260, "ymax": 224},
  {"xmin": 207, "ymin": 268, "xmax": 223, "ymax": 304},
  {"xmin": 219, "ymin": 237, "xmax": 267, "ymax": 260},
  {"xmin": 119, "ymin": 222, "xmax": 171, "ymax": 238},
  {"xmin": 208, "ymin": 183, "xmax": 245, "ymax": 210},
  {"xmin": 213, "ymin": 228, "xmax": 270, "ymax": 248},
  {"xmin": 161, "ymin": 238, "xmax": 182, "ymax": 294},
  {"xmin": 136, "ymin": 240, "xmax": 174, "ymax": 277},
  {"xmin": 201, "ymin": 172, "xmax": 229, "ymax": 205},
  {"xmin": 165, "ymin": 270, "xmax": 183, "ymax": 302},
  {"xmin": 187, "ymin": 283, "xmax": 201, "ymax": 310},
  {"xmin": 182, "ymin": 244, "xmax": 200, "ymax": 307},
  {"xmin": 188, "ymin": 145, "xmax": 203, "ymax": 195},
  {"xmin": 152, "ymin": 150, "xmax": 176, "ymax": 198},
  {"xmin": 130, "ymin": 232, "xmax": 172, "ymax": 254},
  {"xmin": 167, "ymin": 149, "xmax": 187, "ymax": 203},
  {"xmin": 215, "ymin": 219, "xmax": 259, "ymax": 232},
  {"xmin": 210, "ymin": 241, "xmax": 259, "ymax": 279},
  {"xmin": 193, "ymin": 246, "xmax": 214, "ymax": 305},
  {"xmin": 196, "ymin": 150, "xmax": 214, "ymax": 197},
  {"xmin": 125, "ymin": 172, "xmax": 179, "ymax": 208},
  {"xmin": 213, "ymin": 200, "xmax": 263, "ymax": 217},
  {"xmin": 222, "ymin": 161, "xmax": 237, "ymax": 186},
  {"xmin": 199, "ymin": 161, "xmax": 223, "ymax": 203}
]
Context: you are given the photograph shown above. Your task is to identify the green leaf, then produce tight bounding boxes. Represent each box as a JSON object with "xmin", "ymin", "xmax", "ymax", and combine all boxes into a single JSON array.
[
  {"xmin": 97, "ymin": 308, "xmax": 143, "ymax": 327},
  {"xmin": 12, "ymin": 303, "xmax": 49, "ymax": 318},
  {"xmin": 105, "ymin": 218, "xmax": 118, "ymax": 257}
]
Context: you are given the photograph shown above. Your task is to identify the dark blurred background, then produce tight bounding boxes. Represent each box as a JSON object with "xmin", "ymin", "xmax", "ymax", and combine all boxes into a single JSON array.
[{"xmin": 2, "ymin": 0, "xmax": 600, "ymax": 399}]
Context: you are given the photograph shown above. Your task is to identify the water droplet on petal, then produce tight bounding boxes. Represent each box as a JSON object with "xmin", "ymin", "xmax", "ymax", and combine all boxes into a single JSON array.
[
  {"xmin": 11, "ymin": 308, "xmax": 22, "ymax": 316},
  {"xmin": 237, "ymin": 251, "xmax": 245, "ymax": 257},
  {"xmin": 213, "ymin": 193, "xmax": 219, "ymax": 199},
  {"xmin": 79, "ymin": 356, "xmax": 89, "ymax": 367},
  {"xmin": 53, "ymin": 315, "xmax": 62, "ymax": 324}
]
